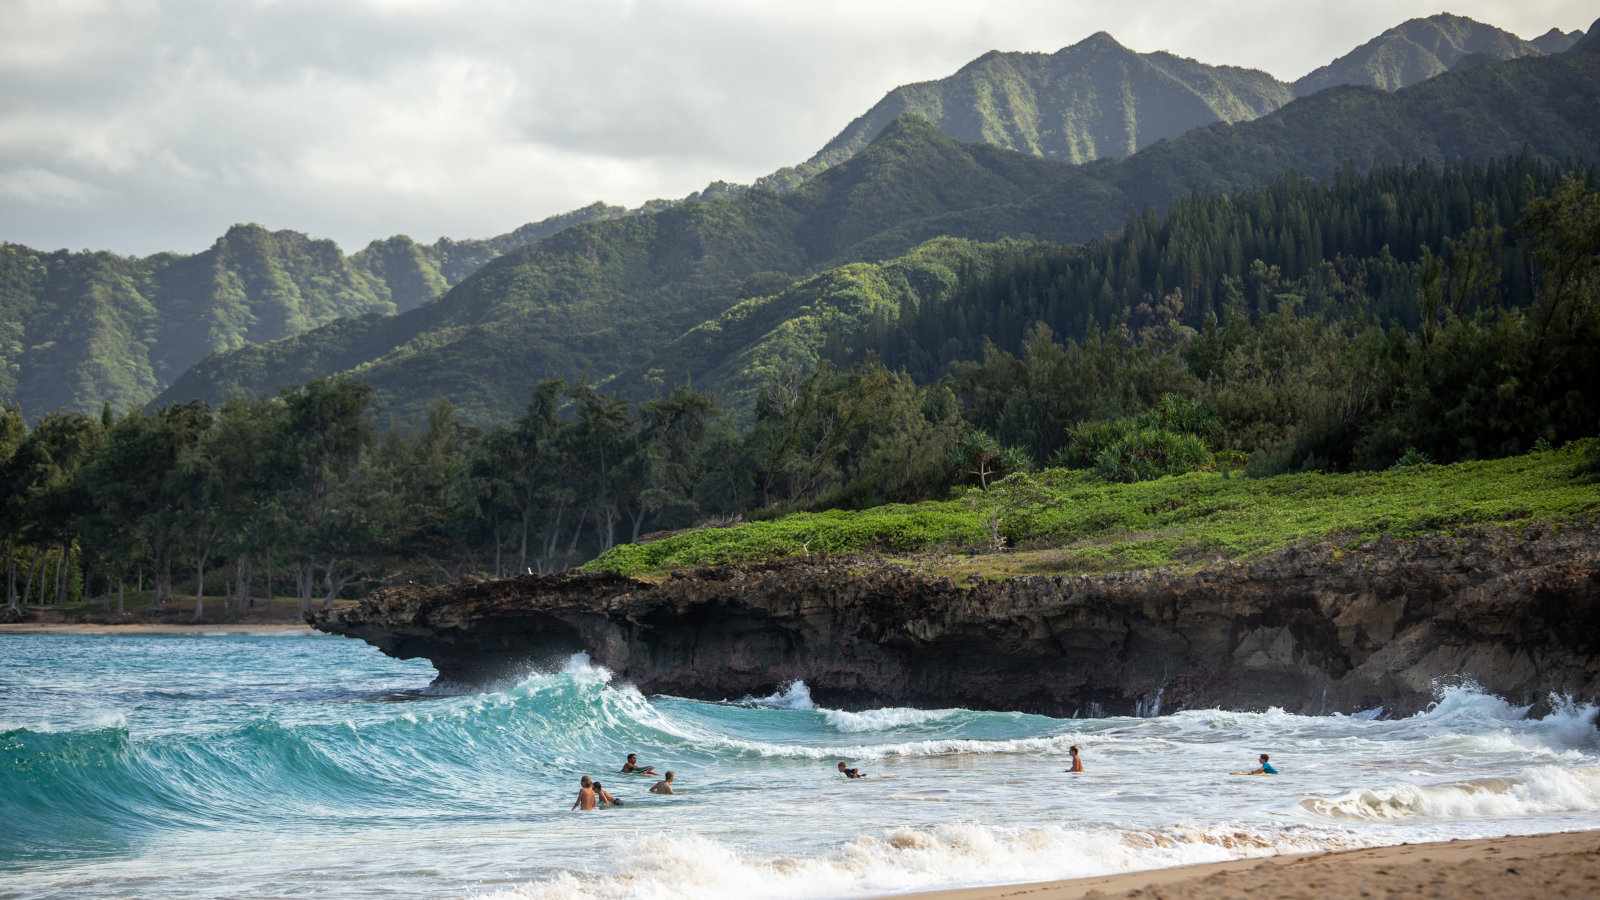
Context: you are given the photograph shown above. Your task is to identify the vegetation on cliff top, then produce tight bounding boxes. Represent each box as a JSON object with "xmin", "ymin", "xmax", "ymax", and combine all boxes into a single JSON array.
[{"xmin": 586, "ymin": 440, "xmax": 1600, "ymax": 578}]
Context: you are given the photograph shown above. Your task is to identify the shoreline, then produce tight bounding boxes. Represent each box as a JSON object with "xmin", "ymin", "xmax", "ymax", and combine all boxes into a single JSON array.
[
  {"xmin": 895, "ymin": 831, "xmax": 1600, "ymax": 900},
  {"xmin": 0, "ymin": 622, "xmax": 314, "ymax": 635}
]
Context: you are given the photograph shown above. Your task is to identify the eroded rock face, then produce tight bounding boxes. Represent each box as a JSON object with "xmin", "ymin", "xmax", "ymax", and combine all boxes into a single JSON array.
[{"xmin": 310, "ymin": 524, "xmax": 1600, "ymax": 716}]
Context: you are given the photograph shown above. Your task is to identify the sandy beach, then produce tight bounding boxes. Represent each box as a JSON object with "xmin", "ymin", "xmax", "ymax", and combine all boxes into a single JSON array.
[
  {"xmin": 900, "ymin": 831, "xmax": 1600, "ymax": 900},
  {"xmin": 0, "ymin": 622, "xmax": 313, "ymax": 635}
]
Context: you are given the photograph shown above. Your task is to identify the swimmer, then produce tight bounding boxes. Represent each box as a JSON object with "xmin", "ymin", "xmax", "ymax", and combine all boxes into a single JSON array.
[
  {"xmin": 621, "ymin": 753, "xmax": 657, "ymax": 776},
  {"xmin": 837, "ymin": 761, "xmax": 866, "ymax": 779},
  {"xmin": 571, "ymin": 775, "xmax": 597, "ymax": 811},
  {"xmin": 1065, "ymin": 745, "xmax": 1085, "ymax": 773},
  {"xmin": 593, "ymin": 780, "xmax": 622, "ymax": 807},
  {"xmin": 650, "ymin": 771, "xmax": 676, "ymax": 795},
  {"xmin": 1234, "ymin": 753, "xmax": 1278, "ymax": 775}
]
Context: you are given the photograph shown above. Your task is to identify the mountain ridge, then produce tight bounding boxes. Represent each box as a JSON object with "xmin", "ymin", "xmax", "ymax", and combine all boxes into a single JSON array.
[
  {"xmin": 0, "ymin": 203, "xmax": 625, "ymax": 419},
  {"xmin": 156, "ymin": 45, "xmax": 1600, "ymax": 423}
]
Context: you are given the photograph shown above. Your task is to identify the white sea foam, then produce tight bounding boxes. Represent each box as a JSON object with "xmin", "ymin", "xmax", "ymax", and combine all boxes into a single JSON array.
[
  {"xmin": 819, "ymin": 706, "xmax": 963, "ymax": 733},
  {"xmin": 479, "ymin": 823, "xmax": 1358, "ymax": 900},
  {"xmin": 741, "ymin": 680, "xmax": 816, "ymax": 710},
  {"xmin": 1300, "ymin": 766, "xmax": 1600, "ymax": 821}
]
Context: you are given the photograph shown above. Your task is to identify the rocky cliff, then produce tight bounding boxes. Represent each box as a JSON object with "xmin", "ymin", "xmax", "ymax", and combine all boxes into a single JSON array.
[{"xmin": 310, "ymin": 524, "xmax": 1600, "ymax": 716}]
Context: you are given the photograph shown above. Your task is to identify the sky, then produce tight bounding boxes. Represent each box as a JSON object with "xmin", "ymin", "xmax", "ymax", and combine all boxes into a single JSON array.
[{"xmin": 1, "ymin": 0, "xmax": 1594, "ymax": 256}]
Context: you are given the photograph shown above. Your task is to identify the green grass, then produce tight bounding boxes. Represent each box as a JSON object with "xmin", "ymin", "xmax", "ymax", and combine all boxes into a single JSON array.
[{"xmin": 587, "ymin": 440, "xmax": 1600, "ymax": 578}]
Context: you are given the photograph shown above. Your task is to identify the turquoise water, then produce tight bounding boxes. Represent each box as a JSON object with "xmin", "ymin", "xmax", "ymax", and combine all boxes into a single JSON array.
[{"xmin": 3, "ymin": 632, "xmax": 1599, "ymax": 898}]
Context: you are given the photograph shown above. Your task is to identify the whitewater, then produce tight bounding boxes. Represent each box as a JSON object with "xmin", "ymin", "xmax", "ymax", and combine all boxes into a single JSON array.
[{"xmin": 3, "ymin": 633, "xmax": 1598, "ymax": 899}]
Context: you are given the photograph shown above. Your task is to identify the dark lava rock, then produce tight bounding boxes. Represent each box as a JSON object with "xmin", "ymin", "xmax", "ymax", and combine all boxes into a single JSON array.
[{"xmin": 310, "ymin": 524, "xmax": 1600, "ymax": 716}]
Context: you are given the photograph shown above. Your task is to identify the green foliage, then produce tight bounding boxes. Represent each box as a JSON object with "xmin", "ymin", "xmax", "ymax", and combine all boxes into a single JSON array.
[
  {"xmin": 789, "ymin": 31, "xmax": 1293, "ymax": 179},
  {"xmin": 0, "ymin": 206, "xmax": 627, "ymax": 422},
  {"xmin": 1093, "ymin": 428, "xmax": 1213, "ymax": 483},
  {"xmin": 157, "ymin": 48, "xmax": 1600, "ymax": 425},
  {"xmin": 1292, "ymin": 13, "xmax": 1550, "ymax": 96},
  {"xmin": 588, "ymin": 441, "xmax": 1600, "ymax": 577}
]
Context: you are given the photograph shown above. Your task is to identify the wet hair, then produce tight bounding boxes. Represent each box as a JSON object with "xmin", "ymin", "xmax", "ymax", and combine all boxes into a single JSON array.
[
  {"xmin": 664, "ymin": 771, "xmax": 674, "ymax": 780},
  {"xmin": 1260, "ymin": 754, "xmax": 1270, "ymax": 762},
  {"xmin": 1070, "ymin": 746, "xmax": 1079, "ymax": 754},
  {"xmin": 626, "ymin": 753, "xmax": 637, "ymax": 761},
  {"xmin": 581, "ymin": 776, "xmax": 592, "ymax": 787},
  {"xmin": 592, "ymin": 781, "xmax": 604, "ymax": 793},
  {"xmin": 837, "ymin": 761, "xmax": 847, "ymax": 768}
]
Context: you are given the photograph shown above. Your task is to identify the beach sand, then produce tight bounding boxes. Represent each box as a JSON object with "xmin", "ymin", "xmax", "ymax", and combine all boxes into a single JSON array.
[
  {"xmin": 0, "ymin": 622, "xmax": 313, "ymax": 635},
  {"xmin": 901, "ymin": 831, "xmax": 1600, "ymax": 900}
]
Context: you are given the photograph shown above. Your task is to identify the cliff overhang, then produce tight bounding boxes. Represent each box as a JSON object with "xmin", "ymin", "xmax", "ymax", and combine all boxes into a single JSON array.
[{"xmin": 310, "ymin": 524, "xmax": 1600, "ymax": 716}]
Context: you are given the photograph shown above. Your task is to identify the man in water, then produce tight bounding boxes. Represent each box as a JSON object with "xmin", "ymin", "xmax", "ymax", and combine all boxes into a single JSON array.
[
  {"xmin": 621, "ymin": 753, "xmax": 657, "ymax": 776},
  {"xmin": 1246, "ymin": 753, "xmax": 1278, "ymax": 775},
  {"xmin": 650, "ymin": 771, "xmax": 676, "ymax": 794},
  {"xmin": 837, "ymin": 761, "xmax": 866, "ymax": 779},
  {"xmin": 1065, "ymin": 745, "xmax": 1085, "ymax": 773},
  {"xmin": 571, "ymin": 775, "xmax": 597, "ymax": 811}
]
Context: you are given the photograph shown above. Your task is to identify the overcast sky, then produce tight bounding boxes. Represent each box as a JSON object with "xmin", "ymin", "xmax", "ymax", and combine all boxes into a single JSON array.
[{"xmin": 2, "ymin": 0, "xmax": 1593, "ymax": 256}]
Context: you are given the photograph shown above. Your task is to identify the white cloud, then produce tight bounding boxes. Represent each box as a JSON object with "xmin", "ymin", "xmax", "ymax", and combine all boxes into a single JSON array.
[
  {"xmin": 0, "ymin": 0, "xmax": 1592, "ymax": 255},
  {"xmin": 0, "ymin": 167, "xmax": 102, "ymax": 206}
]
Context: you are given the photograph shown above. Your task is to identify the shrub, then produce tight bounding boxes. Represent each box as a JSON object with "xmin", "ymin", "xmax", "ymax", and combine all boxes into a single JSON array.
[
  {"xmin": 1060, "ymin": 419, "xmax": 1137, "ymax": 468},
  {"xmin": 1094, "ymin": 428, "xmax": 1213, "ymax": 483},
  {"xmin": 1390, "ymin": 447, "xmax": 1434, "ymax": 470}
]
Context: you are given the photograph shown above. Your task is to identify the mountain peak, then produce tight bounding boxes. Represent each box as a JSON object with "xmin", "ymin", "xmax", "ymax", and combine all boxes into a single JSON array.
[
  {"xmin": 1065, "ymin": 31, "xmax": 1128, "ymax": 52},
  {"xmin": 1578, "ymin": 20, "xmax": 1600, "ymax": 52},
  {"xmin": 866, "ymin": 112, "xmax": 948, "ymax": 147}
]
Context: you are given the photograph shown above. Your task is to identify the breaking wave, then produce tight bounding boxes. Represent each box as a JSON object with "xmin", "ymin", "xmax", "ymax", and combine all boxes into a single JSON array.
[{"xmin": 481, "ymin": 822, "xmax": 1358, "ymax": 900}]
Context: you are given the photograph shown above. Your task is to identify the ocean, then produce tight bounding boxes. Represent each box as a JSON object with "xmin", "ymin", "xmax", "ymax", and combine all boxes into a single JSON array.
[{"xmin": 2, "ymin": 632, "xmax": 1598, "ymax": 898}]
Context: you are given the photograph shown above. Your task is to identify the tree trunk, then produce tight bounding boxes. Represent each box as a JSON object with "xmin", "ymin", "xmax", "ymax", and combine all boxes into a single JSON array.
[
  {"xmin": 567, "ymin": 510, "xmax": 586, "ymax": 556},
  {"xmin": 492, "ymin": 521, "xmax": 502, "ymax": 579},
  {"xmin": 23, "ymin": 553, "xmax": 42, "ymax": 606},
  {"xmin": 56, "ymin": 543, "xmax": 69, "ymax": 605},
  {"xmin": 6, "ymin": 552, "xmax": 17, "ymax": 611},
  {"xmin": 321, "ymin": 561, "xmax": 349, "ymax": 611},
  {"xmin": 519, "ymin": 509, "xmax": 531, "ymax": 572},
  {"xmin": 193, "ymin": 549, "xmax": 209, "ymax": 622},
  {"xmin": 117, "ymin": 580, "xmax": 125, "ymax": 616}
]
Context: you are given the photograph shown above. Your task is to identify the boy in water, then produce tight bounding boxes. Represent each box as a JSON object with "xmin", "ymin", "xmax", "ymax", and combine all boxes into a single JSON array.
[
  {"xmin": 1247, "ymin": 753, "xmax": 1278, "ymax": 775},
  {"xmin": 1065, "ymin": 745, "xmax": 1085, "ymax": 773},
  {"xmin": 621, "ymin": 753, "xmax": 657, "ymax": 776},
  {"xmin": 571, "ymin": 775, "xmax": 597, "ymax": 811},
  {"xmin": 650, "ymin": 771, "xmax": 676, "ymax": 794},
  {"xmin": 593, "ymin": 781, "xmax": 622, "ymax": 807},
  {"xmin": 837, "ymin": 761, "xmax": 866, "ymax": 779}
]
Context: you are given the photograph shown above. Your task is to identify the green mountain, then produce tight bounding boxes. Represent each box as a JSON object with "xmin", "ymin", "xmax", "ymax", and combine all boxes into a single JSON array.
[
  {"xmin": 1292, "ymin": 13, "xmax": 1552, "ymax": 95},
  {"xmin": 1531, "ymin": 27, "xmax": 1585, "ymax": 54},
  {"xmin": 159, "ymin": 117, "xmax": 1081, "ymax": 423},
  {"xmin": 757, "ymin": 14, "xmax": 1573, "ymax": 193},
  {"xmin": 158, "ymin": 44, "xmax": 1600, "ymax": 424},
  {"xmin": 797, "ymin": 32, "xmax": 1291, "ymax": 171},
  {"xmin": 0, "ymin": 203, "xmax": 624, "ymax": 419}
]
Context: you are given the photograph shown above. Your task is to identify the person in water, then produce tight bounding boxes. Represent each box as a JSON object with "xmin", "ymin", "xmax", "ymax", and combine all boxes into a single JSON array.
[
  {"xmin": 571, "ymin": 775, "xmax": 597, "ymax": 811},
  {"xmin": 650, "ymin": 771, "xmax": 676, "ymax": 794},
  {"xmin": 1245, "ymin": 753, "xmax": 1278, "ymax": 775},
  {"xmin": 593, "ymin": 780, "xmax": 622, "ymax": 807},
  {"xmin": 621, "ymin": 753, "xmax": 657, "ymax": 776},
  {"xmin": 1065, "ymin": 745, "xmax": 1085, "ymax": 773},
  {"xmin": 837, "ymin": 761, "xmax": 866, "ymax": 779}
]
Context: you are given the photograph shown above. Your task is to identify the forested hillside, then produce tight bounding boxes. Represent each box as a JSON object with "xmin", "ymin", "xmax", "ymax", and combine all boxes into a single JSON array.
[
  {"xmin": 786, "ymin": 32, "xmax": 1292, "ymax": 175},
  {"xmin": 760, "ymin": 13, "xmax": 1580, "ymax": 190},
  {"xmin": 6, "ymin": 158, "xmax": 1598, "ymax": 614},
  {"xmin": 9, "ymin": 13, "xmax": 1580, "ymax": 425},
  {"xmin": 1293, "ymin": 13, "xmax": 1564, "ymax": 95},
  {"xmin": 158, "ymin": 43, "xmax": 1600, "ymax": 425},
  {"xmin": 0, "ymin": 204, "xmax": 624, "ymax": 420},
  {"xmin": 158, "ymin": 117, "xmax": 1082, "ymax": 423}
]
